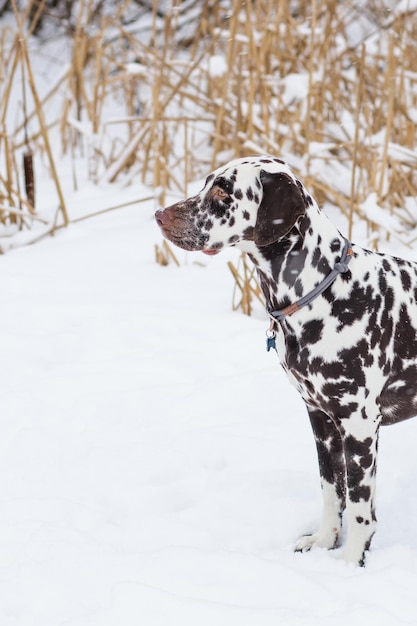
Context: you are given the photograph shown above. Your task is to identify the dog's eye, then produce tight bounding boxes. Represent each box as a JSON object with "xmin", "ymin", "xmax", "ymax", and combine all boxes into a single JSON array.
[{"xmin": 214, "ymin": 187, "xmax": 229, "ymax": 200}]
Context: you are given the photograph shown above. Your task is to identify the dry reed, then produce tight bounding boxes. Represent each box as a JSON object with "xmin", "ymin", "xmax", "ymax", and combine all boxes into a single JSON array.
[
  {"xmin": 0, "ymin": 0, "xmax": 416, "ymax": 263},
  {"xmin": 228, "ymin": 254, "xmax": 265, "ymax": 316}
]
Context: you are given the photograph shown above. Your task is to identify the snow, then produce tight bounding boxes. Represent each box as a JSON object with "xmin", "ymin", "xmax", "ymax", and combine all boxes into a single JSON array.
[
  {"xmin": 279, "ymin": 73, "xmax": 310, "ymax": 106},
  {"xmin": 394, "ymin": 0, "xmax": 417, "ymax": 14},
  {"xmin": 360, "ymin": 193, "xmax": 401, "ymax": 235},
  {"xmin": 2, "ymin": 2, "xmax": 417, "ymax": 622},
  {"xmin": 1, "ymin": 176, "xmax": 417, "ymax": 625},
  {"xmin": 124, "ymin": 62, "xmax": 148, "ymax": 76},
  {"xmin": 208, "ymin": 55, "xmax": 228, "ymax": 78}
]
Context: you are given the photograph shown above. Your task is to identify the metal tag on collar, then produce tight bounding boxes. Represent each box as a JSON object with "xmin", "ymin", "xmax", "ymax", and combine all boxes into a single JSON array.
[{"xmin": 266, "ymin": 324, "xmax": 277, "ymax": 352}]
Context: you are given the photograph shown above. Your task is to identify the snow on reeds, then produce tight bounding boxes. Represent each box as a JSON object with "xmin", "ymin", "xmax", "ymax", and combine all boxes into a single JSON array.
[{"xmin": 1, "ymin": 0, "xmax": 417, "ymax": 250}]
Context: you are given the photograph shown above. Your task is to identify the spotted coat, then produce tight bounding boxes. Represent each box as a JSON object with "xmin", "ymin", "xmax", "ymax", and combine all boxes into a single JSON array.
[{"xmin": 155, "ymin": 155, "xmax": 417, "ymax": 566}]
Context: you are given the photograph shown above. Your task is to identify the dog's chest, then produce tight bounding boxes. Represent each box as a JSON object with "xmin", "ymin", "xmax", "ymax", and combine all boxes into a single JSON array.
[
  {"xmin": 274, "ymin": 323, "xmax": 321, "ymax": 404},
  {"xmin": 273, "ymin": 311, "xmax": 373, "ymax": 411}
]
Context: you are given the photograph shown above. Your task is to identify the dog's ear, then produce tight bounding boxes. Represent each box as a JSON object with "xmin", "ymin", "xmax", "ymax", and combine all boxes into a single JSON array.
[{"xmin": 254, "ymin": 171, "xmax": 306, "ymax": 247}]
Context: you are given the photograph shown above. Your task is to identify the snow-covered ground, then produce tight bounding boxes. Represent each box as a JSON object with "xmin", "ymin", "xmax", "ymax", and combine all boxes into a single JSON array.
[{"xmin": 1, "ymin": 173, "xmax": 417, "ymax": 626}]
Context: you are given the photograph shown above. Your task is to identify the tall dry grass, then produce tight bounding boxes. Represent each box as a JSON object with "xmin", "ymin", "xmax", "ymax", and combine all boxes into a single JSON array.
[{"xmin": 0, "ymin": 0, "xmax": 417, "ymax": 252}]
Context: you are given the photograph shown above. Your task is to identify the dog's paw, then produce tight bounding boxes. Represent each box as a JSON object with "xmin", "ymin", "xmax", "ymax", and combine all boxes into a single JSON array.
[
  {"xmin": 342, "ymin": 547, "xmax": 366, "ymax": 567},
  {"xmin": 342, "ymin": 533, "xmax": 373, "ymax": 567},
  {"xmin": 295, "ymin": 528, "xmax": 339, "ymax": 553}
]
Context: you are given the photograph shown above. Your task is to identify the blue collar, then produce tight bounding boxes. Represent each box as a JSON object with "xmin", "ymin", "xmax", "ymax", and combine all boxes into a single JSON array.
[{"xmin": 268, "ymin": 238, "xmax": 353, "ymax": 321}]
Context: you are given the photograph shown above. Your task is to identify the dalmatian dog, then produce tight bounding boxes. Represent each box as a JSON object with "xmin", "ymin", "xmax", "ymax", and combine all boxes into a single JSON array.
[{"xmin": 155, "ymin": 155, "xmax": 417, "ymax": 566}]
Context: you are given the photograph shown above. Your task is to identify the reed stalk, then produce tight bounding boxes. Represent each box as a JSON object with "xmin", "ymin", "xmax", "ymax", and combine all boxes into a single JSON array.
[{"xmin": 1, "ymin": 1, "xmax": 417, "ymax": 255}]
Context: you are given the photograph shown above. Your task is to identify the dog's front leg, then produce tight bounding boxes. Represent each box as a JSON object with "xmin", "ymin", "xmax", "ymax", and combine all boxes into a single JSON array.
[
  {"xmin": 342, "ymin": 411, "xmax": 381, "ymax": 567},
  {"xmin": 295, "ymin": 408, "xmax": 346, "ymax": 554}
]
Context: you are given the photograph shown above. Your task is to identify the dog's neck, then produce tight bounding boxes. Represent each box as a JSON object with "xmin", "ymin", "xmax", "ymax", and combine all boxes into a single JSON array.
[{"xmin": 239, "ymin": 202, "xmax": 346, "ymax": 317}]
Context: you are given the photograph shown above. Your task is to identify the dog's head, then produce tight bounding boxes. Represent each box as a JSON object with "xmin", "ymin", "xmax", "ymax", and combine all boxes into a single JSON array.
[{"xmin": 155, "ymin": 156, "xmax": 308, "ymax": 255}]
